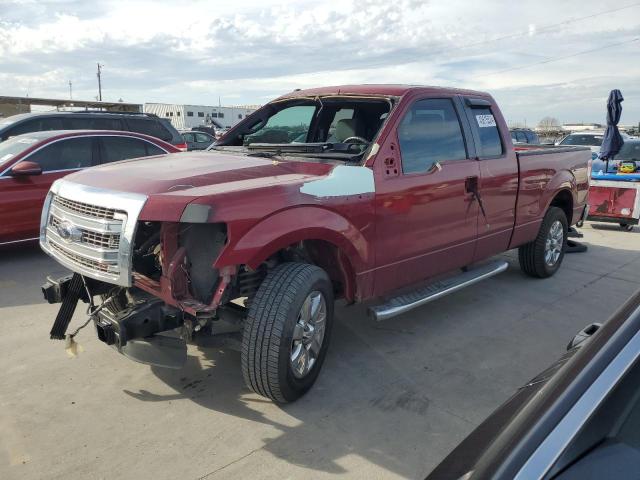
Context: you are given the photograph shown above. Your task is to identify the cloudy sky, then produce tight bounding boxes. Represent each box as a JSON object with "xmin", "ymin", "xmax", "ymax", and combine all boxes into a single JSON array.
[{"xmin": 1, "ymin": 0, "xmax": 639, "ymax": 126}]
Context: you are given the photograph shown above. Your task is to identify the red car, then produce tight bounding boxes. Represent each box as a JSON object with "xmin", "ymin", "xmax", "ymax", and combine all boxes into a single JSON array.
[
  {"xmin": 40, "ymin": 85, "xmax": 590, "ymax": 402},
  {"xmin": 0, "ymin": 130, "xmax": 179, "ymax": 245}
]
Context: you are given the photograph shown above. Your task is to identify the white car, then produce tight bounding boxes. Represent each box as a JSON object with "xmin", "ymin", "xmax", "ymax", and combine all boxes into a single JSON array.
[{"xmin": 557, "ymin": 131, "xmax": 630, "ymax": 154}]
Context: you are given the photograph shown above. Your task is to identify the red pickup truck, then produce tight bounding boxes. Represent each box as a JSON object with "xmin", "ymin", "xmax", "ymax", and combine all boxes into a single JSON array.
[{"xmin": 40, "ymin": 85, "xmax": 590, "ymax": 403}]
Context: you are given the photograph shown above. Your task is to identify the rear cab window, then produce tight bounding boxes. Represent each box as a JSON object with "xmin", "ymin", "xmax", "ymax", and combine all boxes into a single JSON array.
[{"xmin": 464, "ymin": 99, "xmax": 504, "ymax": 158}]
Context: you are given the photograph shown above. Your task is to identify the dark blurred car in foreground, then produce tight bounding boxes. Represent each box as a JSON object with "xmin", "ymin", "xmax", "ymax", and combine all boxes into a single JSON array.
[
  {"xmin": 0, "ymin": 111, "xmax": 188, "ymax": 151},
  {"xmin": 510, "ymin": 128, "xmax": 540, "ymax": 145},
  {"xmin": 0, "ymin": 130, "xmax": 179, "ymax": 245},
  {"xmin": 427, "ymin": 290, "xmax": 640, "ymax": 480},
  {"xmin": 180, "ymin": 130, "xmax": 215, "ymax": 150}
]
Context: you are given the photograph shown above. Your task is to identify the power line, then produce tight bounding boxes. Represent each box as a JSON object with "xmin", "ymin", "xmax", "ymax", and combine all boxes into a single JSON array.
[
  {"xmin": 431, "ymin": 2, "xmax": 640, "ymax": 56},
  {"xmin": 482, "ymin": 37, "xmax": 640, "ymax": 76}
]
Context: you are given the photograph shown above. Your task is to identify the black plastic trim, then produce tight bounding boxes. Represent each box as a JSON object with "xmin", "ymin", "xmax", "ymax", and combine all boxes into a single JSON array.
[{"xmin": 180, "ymin": 204, "xmax": 212, "ymax": 223}]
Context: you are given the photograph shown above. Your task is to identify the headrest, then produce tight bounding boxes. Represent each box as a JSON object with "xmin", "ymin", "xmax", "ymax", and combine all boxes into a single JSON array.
[{"xmin": 334, "ymin": 118, "xmax": 357, "ymax": 142}]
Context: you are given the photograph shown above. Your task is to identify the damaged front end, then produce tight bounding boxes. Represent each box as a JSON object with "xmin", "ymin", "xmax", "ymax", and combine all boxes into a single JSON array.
[{"xmin": 40, "ymin": 181, "xmax": 246, "ymax": 369}]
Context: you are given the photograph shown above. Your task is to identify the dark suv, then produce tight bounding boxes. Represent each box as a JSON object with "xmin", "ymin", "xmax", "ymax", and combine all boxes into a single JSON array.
[{"xmin": 0, "ymin": 111, "xmax": 187, "ymax": 150}]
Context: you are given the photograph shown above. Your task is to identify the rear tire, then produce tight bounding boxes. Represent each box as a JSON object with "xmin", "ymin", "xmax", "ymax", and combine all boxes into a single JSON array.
[
  {"xmin": 241, "ymin": 262, "xmax": 334, "ymax": 403},
  {"xmin": 519, "ymin": 207, "xmax": 568, "ymax": 278}
]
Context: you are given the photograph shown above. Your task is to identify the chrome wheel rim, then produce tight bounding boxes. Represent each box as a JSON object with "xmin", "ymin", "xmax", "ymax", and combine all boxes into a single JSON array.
[
  {"xmin": 290, "ymin": 290, "xmax": 327, "ymax": 379},
  {"xmin": 544, "ymin": 220, "xmax": 564, "ymax": 267}
]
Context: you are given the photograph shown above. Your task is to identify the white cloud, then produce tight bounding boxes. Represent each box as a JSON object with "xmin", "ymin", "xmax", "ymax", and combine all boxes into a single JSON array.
[{"xmin": 0, "ymin": 0, "xmax": 639, "ymax": 124}]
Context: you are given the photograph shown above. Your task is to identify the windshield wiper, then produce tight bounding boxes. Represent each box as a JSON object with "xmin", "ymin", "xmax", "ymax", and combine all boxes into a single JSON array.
[{"xmin": 246, "ymin": 151, "xmax": 282, "ymax": 158}]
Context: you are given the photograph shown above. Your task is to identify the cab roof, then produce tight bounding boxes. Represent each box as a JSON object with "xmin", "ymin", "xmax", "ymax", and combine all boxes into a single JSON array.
[{"xmin": 276, "ymin": 84, "xmax": 491, "ymax": 100}]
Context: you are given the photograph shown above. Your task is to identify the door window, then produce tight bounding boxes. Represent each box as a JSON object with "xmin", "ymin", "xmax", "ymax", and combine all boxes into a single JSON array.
[
  {"xmin": 145, "ymin": 143, "xmax": 166, "ymax": 156},
  {"xmin": 26, "ymin": 137, "xmax": 94, "ymax": 172},
  {"xmin": 7, "ymin": 117, "xmax": 63, "ymax": 137},
  {"xmin": 397, "ymin": 98, "xmax": 467, "ymax": 174},
  {"xmin": 126, "ymin": 118, "xmax": 173, "ymax": 141},
  {"xmin": 100, "ymin": 136, "xmax": 149, "ymax": 163},
  {"xmin": 62, "ymin": 117, "xmax": 124, "ymax": 130},
  {"xmin": 182, "ymin": 133, "xmax": 195, "ymax": 142},
  {"xmin": 194, "ymin": 133, "xmax": 211, "ymax": 143}
]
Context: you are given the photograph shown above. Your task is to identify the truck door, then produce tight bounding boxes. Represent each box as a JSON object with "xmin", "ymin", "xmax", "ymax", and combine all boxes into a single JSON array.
[
  {"xmin": 462, "ymin": 97, "xmax": 519, "ymax": 261},
  {"xmin": 373, "ymin": 96, "xmax": 480, "ymax": 294}
]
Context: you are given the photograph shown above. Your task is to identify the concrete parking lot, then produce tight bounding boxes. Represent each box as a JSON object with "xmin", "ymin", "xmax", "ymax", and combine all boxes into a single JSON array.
[{"xmin": 1, "ymin": 223, "xmax": 639, "ymax": 480}]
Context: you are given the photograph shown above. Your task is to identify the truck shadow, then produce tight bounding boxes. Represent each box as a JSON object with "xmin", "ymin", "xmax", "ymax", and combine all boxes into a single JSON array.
[
  {"xmin": 122, "ymin": 306, "xmax": 450, "ymax": 478},
  {"xmin": 119, "ymin": 240, "xmax": 640, "ymax": 478}
]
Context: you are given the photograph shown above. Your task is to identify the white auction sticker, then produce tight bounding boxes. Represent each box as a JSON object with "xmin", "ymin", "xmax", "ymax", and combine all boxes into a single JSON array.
[{"xmin": 476, "ymin": 114, "xmax": 496, "ymax": 128}]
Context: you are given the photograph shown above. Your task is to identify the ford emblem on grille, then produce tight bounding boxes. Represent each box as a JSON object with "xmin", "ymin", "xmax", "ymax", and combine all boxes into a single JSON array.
[{"xmin": 56, "ymin": 221, "xmax": 83, "ymax": 243}]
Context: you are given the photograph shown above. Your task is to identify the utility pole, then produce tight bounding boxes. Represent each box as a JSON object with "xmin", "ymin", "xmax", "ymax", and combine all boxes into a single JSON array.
[
  {"xmin": 69, "ymin": 81, "xmax": 73, "ymax": 100},
  {"xmin": 96, "ymin": 63, "xmax": 103, "ymax": 101}
]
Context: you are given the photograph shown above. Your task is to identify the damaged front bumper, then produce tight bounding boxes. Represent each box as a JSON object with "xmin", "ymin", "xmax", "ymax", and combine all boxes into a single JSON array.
[{"xmin": 43, "ymin": 274, "xmax": 188, "ymax": 369}]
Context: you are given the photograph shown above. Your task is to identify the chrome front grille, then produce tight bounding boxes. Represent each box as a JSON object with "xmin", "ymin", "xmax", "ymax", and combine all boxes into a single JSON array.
[
  {"xmin": 50, "ymin": 216, "xmax": 121, "ymax": 250},
  {"xmin": 40, "ymin": 179, "xmax": 148, "ymax": 286},
  {"xmin": 52, "ymin": 196, "xmax": 122, "ymax": 220},
  {"xmin": 49, "ymin": 242, "xmax": 115, "ymax": 274}
]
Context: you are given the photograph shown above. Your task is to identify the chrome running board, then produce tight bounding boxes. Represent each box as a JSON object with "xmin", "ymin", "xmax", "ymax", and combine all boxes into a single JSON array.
[{"xmin": 369, "ymin": 260, "xmax": 509, "ymax": 321}]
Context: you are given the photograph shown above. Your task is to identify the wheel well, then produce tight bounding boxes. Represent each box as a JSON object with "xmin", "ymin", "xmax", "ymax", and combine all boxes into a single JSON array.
[
  {"xmin": 268, "ymin": 240, "xmax": 357, "ymax": 302},
  {"xmin": 550, "ymin": 190, "xmax": 573, "ymax": 224}
]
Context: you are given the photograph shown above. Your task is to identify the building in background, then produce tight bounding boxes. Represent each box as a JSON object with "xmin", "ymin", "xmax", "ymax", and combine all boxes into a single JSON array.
[{"xmin": 144, "ymin": 103, "xmax": 259, "ymax": 130}]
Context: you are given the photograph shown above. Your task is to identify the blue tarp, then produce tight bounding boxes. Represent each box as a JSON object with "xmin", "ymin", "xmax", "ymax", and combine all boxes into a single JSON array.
[{"xmin": 599, "ymin": 89, "xmax": 624, "ymax": 160}]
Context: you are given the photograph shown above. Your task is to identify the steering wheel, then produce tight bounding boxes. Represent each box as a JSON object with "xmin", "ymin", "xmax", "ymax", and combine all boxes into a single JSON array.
[{"xmin": 343, "ymin": 136, "xmax": 369, "ymax": 145}]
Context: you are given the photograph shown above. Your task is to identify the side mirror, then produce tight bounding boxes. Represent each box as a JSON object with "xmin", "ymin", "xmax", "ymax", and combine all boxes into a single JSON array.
[
  {"xmin": 567, "ymin": 323, "xmax": 601, "ymax": 350},
  {"xmin": 10, "ymin": 161, "xmax": 42, "ymax": 176}
]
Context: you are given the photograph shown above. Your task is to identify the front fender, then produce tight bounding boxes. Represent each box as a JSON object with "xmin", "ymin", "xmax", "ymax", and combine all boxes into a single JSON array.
[{"xmin": 214, "ymin": 206, "xmax": 372, "ymax": 272}]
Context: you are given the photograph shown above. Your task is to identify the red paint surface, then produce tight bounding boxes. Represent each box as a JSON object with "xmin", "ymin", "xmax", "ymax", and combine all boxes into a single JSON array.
[
  {"xmin": 42, "ymin": 86, "xmax": 590, "ymax": 302},
  {"xmin": 0, "ymin": 131, "xmax": 178, "ymax": 244}
]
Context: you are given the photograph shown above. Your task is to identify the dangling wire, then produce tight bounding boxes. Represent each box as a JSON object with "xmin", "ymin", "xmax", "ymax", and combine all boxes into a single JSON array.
[{"xmin": 66, "ymin": 276, "xmax": 117, "ymax": 340}]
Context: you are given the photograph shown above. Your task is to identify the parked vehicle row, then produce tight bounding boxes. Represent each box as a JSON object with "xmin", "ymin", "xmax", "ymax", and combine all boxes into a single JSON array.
[
  {"xmin": 509, "ymin": 127, "xmax": 540, "ymax": 145},
  {"xmin": 0, "ymin": 130, "xmax": 179, "ymax": 245},
  {"xmin": 180, "ymin": 130, "xmax": 215, "ymax": 150},
  {"xmin": 0, "ymin": 111, "xmax": 187, "ymax": 151},
  {"xmin": 39, "ymin": 84, "xmax": 590, "ymax": 404}
]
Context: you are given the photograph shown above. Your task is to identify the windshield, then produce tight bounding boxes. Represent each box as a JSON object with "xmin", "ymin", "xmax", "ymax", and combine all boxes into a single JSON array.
[
  {"xmin": 216, "ymin": 97, "xmax": 393, "ymax": 160},
  {"xmin": 0, "ymin": 135, "xmax": 41, "ymax": 169},
  {"xmin": 560, "ymin": 134, "xmax": 604, "ymax": 146}
]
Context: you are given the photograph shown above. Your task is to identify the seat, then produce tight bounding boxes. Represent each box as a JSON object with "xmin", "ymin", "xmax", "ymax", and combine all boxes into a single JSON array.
[{"xmin": 331, "ymin": 118, "xmax": 365, "ymax": 142}]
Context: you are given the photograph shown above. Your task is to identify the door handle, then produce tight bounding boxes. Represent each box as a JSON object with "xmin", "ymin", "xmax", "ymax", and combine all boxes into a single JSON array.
[
  {"xmin": 465, "ymin": 176, "xmax": 478, "ymax": 194},
  {"xmin": 465, "ymin": 176, "xmax": 488, "ymax": 224}
]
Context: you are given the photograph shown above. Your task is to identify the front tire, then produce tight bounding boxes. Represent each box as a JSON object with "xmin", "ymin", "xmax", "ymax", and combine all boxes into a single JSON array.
[
  {"xmin": 241, "ymin": 263, "xmax": 334, "ymax": 403},
  {"xmin": 519, "ymin": 207, "xmax": 568, "ymax": 278}
]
